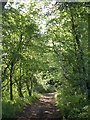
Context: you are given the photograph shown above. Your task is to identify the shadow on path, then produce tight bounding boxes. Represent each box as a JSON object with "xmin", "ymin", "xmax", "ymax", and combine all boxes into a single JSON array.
[{"xmin": 17, "ymin": 93, "xmax": 63, "ymax": 120}]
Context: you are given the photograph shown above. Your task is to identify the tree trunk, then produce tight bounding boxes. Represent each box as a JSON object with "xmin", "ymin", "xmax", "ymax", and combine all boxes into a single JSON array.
[
  {"xmin": 26, "ymin": 74, "xmax": 33, "ymax": 96},
  {"xmin": 18, "ymin": 33, "xmax": 23, "ymax": 97},
  {"xmin": 18, "ymin": 63, "xmax": 24, "ymax": 97},
  {"xmin": 18, "ymin": 86, "xmax": 24, "ymax": 97},
  {"xmin": 26, "ymin": 81, "xmax": 31, "ymax": 96},
  {"xmin": 30, "ymin": 76, "xmax": 33, "ymax": 96},
  {"xmin": 10, "ymin": 64, "xmax": 13, "ymax": 101}
]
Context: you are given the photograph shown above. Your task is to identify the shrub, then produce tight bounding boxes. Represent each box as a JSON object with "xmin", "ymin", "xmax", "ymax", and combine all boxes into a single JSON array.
[
  {"xmin": 56, "ymin": 83, "xmax": 90, "ymax": 120},
  {"xmin": 2, "ymin": 92, "xmax": 41, "ymax": 119}
]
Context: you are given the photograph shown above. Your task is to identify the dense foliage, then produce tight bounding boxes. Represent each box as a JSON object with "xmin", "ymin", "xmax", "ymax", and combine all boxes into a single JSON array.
[{"xmin": 2, "ymin": 1, "xmax": 90, "ymax": 119}]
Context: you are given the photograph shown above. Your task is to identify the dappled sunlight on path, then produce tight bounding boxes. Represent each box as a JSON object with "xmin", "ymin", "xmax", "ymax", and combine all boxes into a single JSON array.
[
  {"xmin": 40, "ymin": 93, "xmax": 55, "ymax": 104},
  {"xmin": 17, "ymin": 93, "xmax": 63, "ymax": 120}
]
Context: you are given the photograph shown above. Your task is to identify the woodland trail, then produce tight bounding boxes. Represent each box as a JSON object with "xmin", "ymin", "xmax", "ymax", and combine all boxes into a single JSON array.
[{"xmin": 17, "ymin": 93, "xmax": 63, "ymax": 120}]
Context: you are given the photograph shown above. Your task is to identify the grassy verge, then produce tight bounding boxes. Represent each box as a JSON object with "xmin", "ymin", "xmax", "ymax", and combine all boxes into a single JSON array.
[{"xmin": 2, "ymin": 92, "xmax": 41, "ymax": 119}]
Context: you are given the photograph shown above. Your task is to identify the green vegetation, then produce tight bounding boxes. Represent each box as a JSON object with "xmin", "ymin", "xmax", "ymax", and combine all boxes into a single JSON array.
[
  {"xmin": 2, "ymin": 1, "xmax": 90, "ymax": 120},
  {"xmin": 2, "ymin": 92, "xmax": 40, "ymax": 118}
]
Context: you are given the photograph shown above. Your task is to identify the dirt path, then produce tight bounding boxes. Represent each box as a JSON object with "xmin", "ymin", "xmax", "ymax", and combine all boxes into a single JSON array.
[{"xmin": 17, "ymin": 93, "xmax": 63, "ymax": 120}]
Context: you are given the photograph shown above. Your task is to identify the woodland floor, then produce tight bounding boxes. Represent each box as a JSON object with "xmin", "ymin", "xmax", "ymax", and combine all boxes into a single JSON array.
[{"xmin": 16, "ymin": 93, "xmax": 63, "ymax": 120}]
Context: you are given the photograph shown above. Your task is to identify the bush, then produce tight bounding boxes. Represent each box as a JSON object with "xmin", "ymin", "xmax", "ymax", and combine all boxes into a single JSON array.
[
  {"xmin": 56, "ymin": 83, "xmax": 90, "ymax": 120},
  {"xmin": 2, "ymin": 92, "xmax": 41, "ymax": 119}
]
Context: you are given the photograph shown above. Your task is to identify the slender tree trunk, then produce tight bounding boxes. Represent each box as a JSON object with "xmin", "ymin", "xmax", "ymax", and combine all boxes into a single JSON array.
[
  {"xmin": 9, "ymin": 56, "xmax": 18, "ymax": 100},
  {"xmin": 10, "ymin": 63, "xmax": 13, "ymax": 101},
  {"xmin": 26, "ymin": 80, "xmax": 31, "ymax": 96},
  {"xmin": 18, "ymin": 33, "xmax": 23, "ymax": 97},
  {"xmin": 15, "ymin": 74, "xmax": 24, "ymax": 97},
  {"xmin": 30, "ymin": 76, "xmax": 33, "ymax": 96},
  {"xmin": 18, "ymin": 62, "xmax": 23, "ymax": 97}
]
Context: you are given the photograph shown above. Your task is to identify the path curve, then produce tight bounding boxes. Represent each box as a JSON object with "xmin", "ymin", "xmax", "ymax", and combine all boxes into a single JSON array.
[{"xmin": 17, "ymin": 93, "xmax": 63, "ymax": 120}]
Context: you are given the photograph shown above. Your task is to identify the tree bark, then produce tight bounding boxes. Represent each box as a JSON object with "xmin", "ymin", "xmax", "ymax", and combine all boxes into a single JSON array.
[
  {"xmin": 26, "ymin": 80, "xmax": 31, "ymax": 96},
  {"xmin": 30, "ymin": 76, "xmax": 33, "ymax": 96},
  {"xmin": 10, "ymin": 63, "xmax": 13, "ymax": 101},
  {"xmin": 18, "ymin": 65, "xmax": 23, "ymax": 97},
  {"xmin": 18, "ymin": 34, "xmax": 23, "ymax": 97}
]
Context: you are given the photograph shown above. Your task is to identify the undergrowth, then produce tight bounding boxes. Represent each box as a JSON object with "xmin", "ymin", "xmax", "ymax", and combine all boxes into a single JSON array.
[
  {"xmin": 55, "ymin": 84, "xmax": 90, "ymax": 120},
  {"xmin": 2, "ymin": 92, "xmax": 41, "ymax": 119}
]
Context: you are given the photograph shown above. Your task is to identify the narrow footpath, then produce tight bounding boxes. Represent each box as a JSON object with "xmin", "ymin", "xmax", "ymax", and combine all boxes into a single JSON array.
[{"xmin": 17, "ymin": 93, "xmax": 63, "ymax": 120}]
